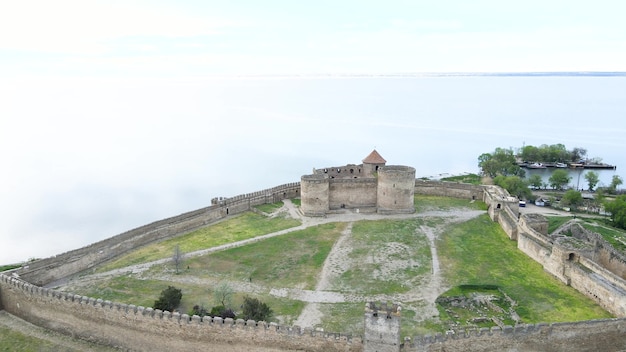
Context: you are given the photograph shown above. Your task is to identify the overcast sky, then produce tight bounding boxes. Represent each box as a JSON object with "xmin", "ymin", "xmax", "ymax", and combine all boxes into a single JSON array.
[
  {"xmin": 1, "ymin": 0, "xmax": 626, "ymax": 77},
  {"xmin": 2, "ymin": 1, "xmax": 626, "ymax": 264}
]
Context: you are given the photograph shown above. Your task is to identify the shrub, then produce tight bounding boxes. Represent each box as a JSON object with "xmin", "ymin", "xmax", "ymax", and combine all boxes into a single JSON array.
[
  {"xmin": 190, "ymin": 304, "xmax": 208, "ymax": 317},
  {"xmin": 210, "ymin": 305, "xmax": 237, "ymax": 319},
  {"xmin": 242, "ymin": 296, "xmax": 272, "ymax": 321},
  {"xmin": 153, "ymin": 286, "xmax": 182, "ymax": 311}
]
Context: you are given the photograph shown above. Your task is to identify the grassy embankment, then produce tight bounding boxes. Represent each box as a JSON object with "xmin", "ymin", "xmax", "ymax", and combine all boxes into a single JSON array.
[{"xmin": 55, "ymin": 196, "xmax": 612, "ymax": 338}]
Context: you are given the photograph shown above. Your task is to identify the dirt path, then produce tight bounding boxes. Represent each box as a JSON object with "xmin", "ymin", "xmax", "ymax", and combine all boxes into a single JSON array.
[{"xmin": 294, "ymin": 222, "xmax": 354, "ymax": 328}]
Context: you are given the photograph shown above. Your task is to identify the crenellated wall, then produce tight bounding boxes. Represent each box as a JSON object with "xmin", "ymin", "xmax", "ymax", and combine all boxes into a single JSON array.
[
  {"xmin": 0, "ymin": 274, "xmax": 361, "ymax": 352},
  {"xmin": 405, "ymin": 319, "xmax": 626, "ymax": 352},
  {"xmin": 5, "ymin": 179, "xmax": 626, "ymax": 351},
  {"xmin": 17, "ymin": 182, "xmax": 301, "ymax": 286}
]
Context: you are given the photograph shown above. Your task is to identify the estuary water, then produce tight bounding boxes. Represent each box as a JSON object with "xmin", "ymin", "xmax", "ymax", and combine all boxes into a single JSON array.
[{"xmin": 2, "ymin": 74, "xmax": 626, "ymax": 263}]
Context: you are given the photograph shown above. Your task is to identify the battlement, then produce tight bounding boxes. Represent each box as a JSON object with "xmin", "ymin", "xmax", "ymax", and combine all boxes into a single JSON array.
[
  {"xmin": 0, "ymin": 274, "xmax": 362, "ymax": 352},
  {"xmin": 364, "ymin": 302, "xmax": 401, "ymax": 352}
]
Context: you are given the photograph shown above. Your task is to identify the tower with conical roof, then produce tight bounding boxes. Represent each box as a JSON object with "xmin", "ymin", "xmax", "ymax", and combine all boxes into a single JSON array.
[{"xmin": 362, "ymin": 149, "xmax": 387, "ymax": 177}]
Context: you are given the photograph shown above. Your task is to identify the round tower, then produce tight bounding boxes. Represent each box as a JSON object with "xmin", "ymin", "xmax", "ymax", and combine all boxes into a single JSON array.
[
  {"xmin": 377, "ymin": 165, "xmax": 416, "ymax": 214},
  {"xmin": 300, "ymin": 174, "xmax": 330, "ymax": 216}
]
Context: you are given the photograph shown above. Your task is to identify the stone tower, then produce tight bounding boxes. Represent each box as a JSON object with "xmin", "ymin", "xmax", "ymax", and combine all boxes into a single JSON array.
[
  {"xmin": 364, "ymin": 302, "xmax": 401, "ymax": 352},
  {"xmin": 363, "ymin": 149, "xmax": 387, "ymax": 176}
]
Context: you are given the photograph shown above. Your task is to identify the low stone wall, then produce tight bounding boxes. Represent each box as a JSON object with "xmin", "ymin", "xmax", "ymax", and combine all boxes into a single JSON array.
[
  {"xmin": 406, "ymin": 319, "xmax": 626, "ymax": 352},
  {"xmin": 0, "ymin": 274, "xmax": 361, "ymax": 352}
]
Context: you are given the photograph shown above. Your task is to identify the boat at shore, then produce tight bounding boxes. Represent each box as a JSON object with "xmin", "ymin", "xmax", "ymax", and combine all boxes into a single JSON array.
[{"xmin": 519, "ymin": 162, "xmax": 616, "ymax": 170}]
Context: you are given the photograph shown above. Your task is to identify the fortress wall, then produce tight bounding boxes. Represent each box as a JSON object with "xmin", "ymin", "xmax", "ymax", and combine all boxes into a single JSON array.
[
  {"xmin": 329, "ymin": 178, "xmax": 377, "ymax": 210},
  {"xmin": 569, "ymin": 223, "xmax": 626, "ymax": 279},
  {"xmin": 517, "ymin": 231, "xmax": 551, "ymax": 267},
  {"xmin": 407, "ymin": 319, "xmax": 626, "ymax": 352},
  {"xmin": 0, "ymin": 274, "xmax": 361, "ymax": 352},
  {"xmin": 572, "ymin": 257, "xmax": 626, "ymax": 317},
  {"xmin": 18, "ymin": 183, "xmax": 301, "ymax": 286},
  {"xmin": 414, "ymin": 180, "xmax": 484, "ymax": 200}
]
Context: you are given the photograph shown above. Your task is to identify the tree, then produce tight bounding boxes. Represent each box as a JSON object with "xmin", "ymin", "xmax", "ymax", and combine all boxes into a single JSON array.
[
  {"xmin": 605, "ymin": 195, "xmax": 626, "ymax": 229},
  {"xmin": 610, "ymin": 175, "xmax": 624, "ymax": 194},
  {"xmin": 561, "ymin": 190, "xmax": 583, "ymax": 209},
  {"xmin": 213, "ymin": 282, "xmax": 234, "ymax": 309},
  {"xmin": 493, "ymin": 175, "xmax": 532, "ymax": 200},
  {"xmin": 242, "ymin": 296, "xmax": 273, "ymax": 321},
  {"xmin": 154, "ymin": 286, "xmax": 182, "ymax": 312},
  {"xmin": 478, "ymin": 148, "xmax": 524, "ymax": 178},
  {"xmin": 571, "ymin": 147, "xmax": 587, "ymax": 162},
  {"xmin": 172, "ymin": 244, "xmax": 183, "ymax": 274},
  {"xmin": 528, "ymin": 174, "xmax": 543, "ymax": 190},
  {"xmin": 549, "ymin": 169, "xmax": 571, "ymax": 190},
  {"xmin": 584, "ymin": 171, "xmax": 600, "ymax": 192}
]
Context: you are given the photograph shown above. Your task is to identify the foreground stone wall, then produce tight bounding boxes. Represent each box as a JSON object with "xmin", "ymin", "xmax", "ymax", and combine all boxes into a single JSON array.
[
  {"xmin": 406, "ymin": 319, "xmax": 626, "ymax": 352},
  {"xmin": 0, "ymin": 274, "xmax": 361, "ymax": 352}
]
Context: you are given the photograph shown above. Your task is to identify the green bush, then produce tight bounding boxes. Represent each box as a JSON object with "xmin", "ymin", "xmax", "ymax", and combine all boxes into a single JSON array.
[
  {"xmin": 209, "ymin": 305, "xmax": 237, "ymax": 319},
  {"xmin": 242, "ymin": 296, "xmax": 273, "ymax": 321},
  {"xmin": 153, "ymin": 286, "xmax": 182, "ymax": 312}
]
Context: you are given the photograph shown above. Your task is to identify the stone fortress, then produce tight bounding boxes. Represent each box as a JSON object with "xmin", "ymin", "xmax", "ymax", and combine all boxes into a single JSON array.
[
  {"xmin": 2, "ymin": 151, "xmax": 626, "ymax": 351},
  {"xmin": 301, "ymin": 150, "xmax": 416, "ymax": 216}
]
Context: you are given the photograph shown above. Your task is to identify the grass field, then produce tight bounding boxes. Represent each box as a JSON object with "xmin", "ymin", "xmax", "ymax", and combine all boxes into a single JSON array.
[
  {"xmin": 49, "ymin": 195, "xmax": 614, "ymax": 339},
  {"xmin": 438, "ymin": 214, "xmax": 612, "ymax": 325},
  {"xmin": 97, "ymin": 210, "xmax": 300, "ymax": 272}
]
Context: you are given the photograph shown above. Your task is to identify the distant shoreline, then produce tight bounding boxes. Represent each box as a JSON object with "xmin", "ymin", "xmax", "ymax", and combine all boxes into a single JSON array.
[{"xmin": 197, "ymin": 72, "xmax": 626, "ymax": 79}]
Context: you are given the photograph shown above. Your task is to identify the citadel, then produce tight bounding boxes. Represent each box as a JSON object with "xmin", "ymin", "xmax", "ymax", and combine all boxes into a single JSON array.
[{"xmin": 2, "ymin": 150, "xmax": 626, "ymax": 351}]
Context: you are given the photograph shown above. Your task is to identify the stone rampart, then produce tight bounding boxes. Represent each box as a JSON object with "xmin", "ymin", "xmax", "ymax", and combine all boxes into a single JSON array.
[
  {"xmin": 406, "ymin": 319, "xmax": 626, "ymax": 352},
  {"xmin": 17, "ymin": 182, "xmax": 301, "ymax": 286},
  {"xmin": 414, "ymin": 180, "xmax": 484, "ymax": 200},
  {"xmin": 0, "ymin": 274, "xmax": 361, "ymax": 352},
  {"xmin": 5, "ymin": 179, "xmax": 626, "ymax": 351}
]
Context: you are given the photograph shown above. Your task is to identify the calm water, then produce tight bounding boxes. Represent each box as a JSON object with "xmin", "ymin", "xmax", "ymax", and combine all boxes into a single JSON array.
[{"xmin": 3, "ymin": 75, "xmax": 626, "ymax": 263}]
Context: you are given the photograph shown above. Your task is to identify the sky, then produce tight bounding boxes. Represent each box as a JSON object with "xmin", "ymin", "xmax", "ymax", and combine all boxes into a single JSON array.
[
  {"xmin": 1, "ymin": 0, "xmax": 626, "ymax": 77},
  {"xmin": 2, "ymin": 1, "xmax": 626, "ymax": 264}
]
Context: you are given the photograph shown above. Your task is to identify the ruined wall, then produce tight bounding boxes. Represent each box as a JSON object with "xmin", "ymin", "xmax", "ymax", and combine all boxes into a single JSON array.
[
  {"xmin": 329, "ymin": 178, "xmax": 378, "ymax": 210},
  {"xmin": 377, "ymin": 166, "xmax": 415, "ymax": 214},
  {"xmin": 17, "ymin": 182, "xmax": 301, "ymax": 286},
  {"xmin": 414, "ymin": 180, "xmax": 483, "ymax": 200},
  {"xmin": 0, "ymin": 274, "xmax": 361, "ymax": 352},
  {"xmin": 570, "ymin": 257, "xmax": 626, "ymax": 317},
  {"xmin": 406, "ymin": 319, "xmax": 626, "ymax": 352},
  {"xmin": 568, "ymin": 223, "xmax": 626, "ymax": 279}
]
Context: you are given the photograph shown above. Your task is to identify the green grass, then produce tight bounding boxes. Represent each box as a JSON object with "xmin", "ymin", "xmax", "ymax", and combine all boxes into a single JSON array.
[
  {"xmin": 0, "ymin": 317, "xmax": 120, "ymax": 352},
  {"xmin": 580, "ymin": 220, "xmax": 626, "ymax": 252},
  {"xmin": 97, "ymin": 212, "xmax": 301, "ymax": 272},
  {"xmin": 318, "ymin": 303, "xmax": 365, "ymax": 335},
  {"xmin": 546, "ymin": 216, "xmax": 574, "ymax": 234},
  {"xmin": 0, "ymin": 264, "xmax": 21, "ymax": 272},
  {"xmin": 438, "ymin": 214, "xmax": 612, "ymax": 325},
  {"xmin": 254, "ymin": 201, "xmax": 284, "ymax": 213},
  {"xmin": 440, "ymin": 173, "xmax": 482, "ymax": 185},
  {"xmin": 415, "ymin": 195, "xmax": 487, "ymax": 213},
  {"xmin": 0, "ymin": 326, "xmax": 60, "ymax": 352},
  {"xmin": 337, "ymin": 219, "xmax": 431, "ymax": 295},
  {"xmin": 291, "ymin": 198, "xmax": 301, "ymax": 206},
  {"xmin": 183, "ymin": 222, "xmax": 345, "ymax": 289}
]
